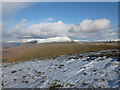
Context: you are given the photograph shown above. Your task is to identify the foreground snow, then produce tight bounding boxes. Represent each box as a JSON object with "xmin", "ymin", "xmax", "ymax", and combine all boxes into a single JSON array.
[{"xmin": 2, "ymin": 50, "xmax": 120, "ymax": 88}]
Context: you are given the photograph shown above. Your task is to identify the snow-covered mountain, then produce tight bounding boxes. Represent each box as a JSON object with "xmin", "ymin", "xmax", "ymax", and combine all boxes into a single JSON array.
[
  {"xmin": 96, "ymin": 38, "xmax": 120, "ymax": 43},
  {"xmin": 7, "ymin": 36, "xmax": 73, "ymax": 44},
  {"xmin": 21, "ymin": 36, "xmax": 73, "ymax": 43}
]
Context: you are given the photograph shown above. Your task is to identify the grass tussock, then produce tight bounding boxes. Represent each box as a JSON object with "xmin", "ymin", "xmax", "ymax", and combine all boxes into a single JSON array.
[{"xmin": 2, "ymin": 43, "xmax": 119, "ymax": 63}]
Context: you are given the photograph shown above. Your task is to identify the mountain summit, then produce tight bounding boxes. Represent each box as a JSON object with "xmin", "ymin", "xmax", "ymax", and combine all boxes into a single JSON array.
[{"xmin": 21, "ymin": 36, "xmax": 73, "ymax": 43}]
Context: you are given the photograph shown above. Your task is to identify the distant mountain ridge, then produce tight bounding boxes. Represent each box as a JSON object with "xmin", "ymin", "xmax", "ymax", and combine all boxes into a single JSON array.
[
  {"xmin": 6, "ymin": 36, "xmax": 120, "ymax": 44},
  {"xmin": 22, "ymin": 36, "xmax": 73, "ymax": 43},
  {"xmin": 7, "ymin": 36, "xmax": 77, "ymax": 44}
]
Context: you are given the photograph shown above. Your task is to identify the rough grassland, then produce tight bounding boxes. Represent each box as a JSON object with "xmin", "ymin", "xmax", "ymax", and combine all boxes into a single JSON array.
[{"xmin": 2, "ymin": 42, "xmax": 119, "ymax": 63}]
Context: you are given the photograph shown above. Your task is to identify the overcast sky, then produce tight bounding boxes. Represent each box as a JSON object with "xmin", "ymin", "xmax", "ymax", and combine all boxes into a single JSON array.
[{"xmin": 2, "ymin": 2, "xmax": 118, "ymax": 42}]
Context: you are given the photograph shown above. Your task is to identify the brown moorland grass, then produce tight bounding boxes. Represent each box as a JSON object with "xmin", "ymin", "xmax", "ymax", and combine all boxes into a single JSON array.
[{"xmin": 2, "ymin": 42, "xmax": 119, "ymax": 63}]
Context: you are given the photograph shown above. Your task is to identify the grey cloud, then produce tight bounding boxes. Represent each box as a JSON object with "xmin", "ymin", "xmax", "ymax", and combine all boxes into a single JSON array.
[
  {"xmin": 2, "ymin": 2, "xmax": 36, "ymax": 19},
  {"xmin": 15, "ymin": 21, "xmax": 72, "ymax": 38},
  {"xmin": 69, "ymin": 19, "xmax": 111, "ymax": 33},
  {"xmin": 3, "ymin": 18, "xmax": 118, "ymax": 41}
]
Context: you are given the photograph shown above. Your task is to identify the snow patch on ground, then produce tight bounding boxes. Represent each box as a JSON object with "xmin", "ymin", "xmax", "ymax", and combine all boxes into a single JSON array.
[{"xmin": 2, "ymin": 50, "xmax": 120, "ymax": 88}]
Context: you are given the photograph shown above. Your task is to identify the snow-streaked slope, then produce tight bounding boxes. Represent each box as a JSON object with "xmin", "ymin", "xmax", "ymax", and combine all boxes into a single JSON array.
[
  {"xmin": 21, "ymin": 36, "xmax": 72, "ymax": 43},
  {"xmin": 2, "ymin": 50, "xmax": 119, "ymax": 88},
  {"xmin": 96, "ymin": 38, "xmax": 120, "ymax": 42},
  {"xmin": 73, "ymin": 40, "xmax": 80, "ymax": 42}
]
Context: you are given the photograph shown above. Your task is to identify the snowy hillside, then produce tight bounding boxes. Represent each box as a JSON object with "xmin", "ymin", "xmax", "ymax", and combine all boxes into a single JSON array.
[
  {"xmin": 2, "ymin": 49, "xmax": 119, "ymax": 88},
  {"xmin": 7, "ymin": 36, "xmax": 82, "ymax": 44},
  {"xmin": 21, "ymin": 36, "xmax": 73, "ymax": 43}
]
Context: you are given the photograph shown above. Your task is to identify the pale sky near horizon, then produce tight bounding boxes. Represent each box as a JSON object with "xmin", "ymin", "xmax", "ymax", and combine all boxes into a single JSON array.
[{"xmin": 2, "ymin": 2, "xmax": 119, "ymax": 42}]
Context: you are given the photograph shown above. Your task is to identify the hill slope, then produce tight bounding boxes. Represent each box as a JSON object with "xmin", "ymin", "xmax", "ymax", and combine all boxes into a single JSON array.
[{"xmin": 2, "ymin": 49, "xmax": 119, "ymax": 88}]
